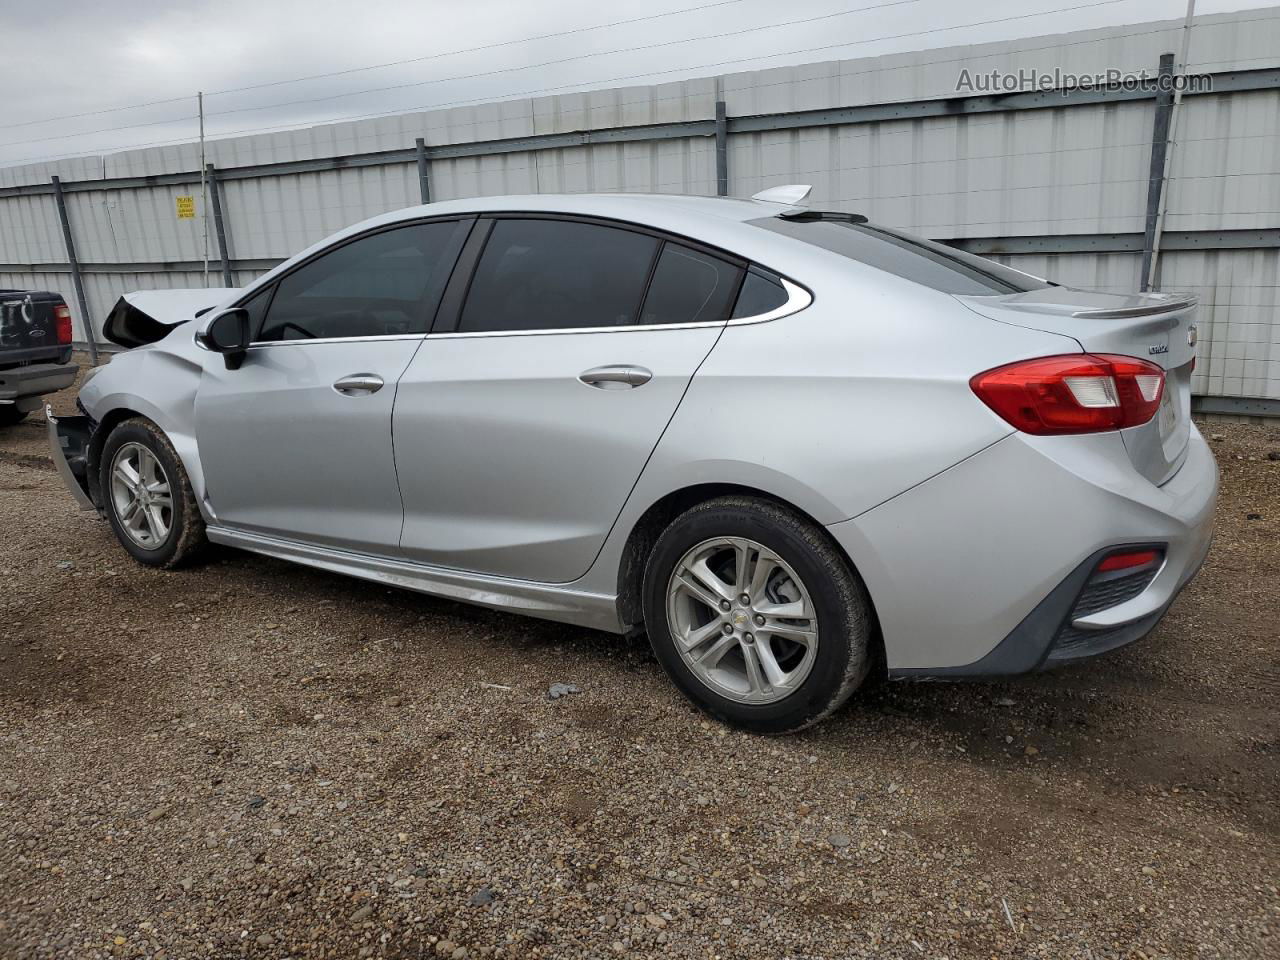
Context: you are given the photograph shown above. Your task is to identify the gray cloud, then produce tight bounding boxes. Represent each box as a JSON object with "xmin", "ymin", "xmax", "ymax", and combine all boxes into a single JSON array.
[{"xmin": 0, "ymin": 0, "xmax": 1266, "ymax": 167}]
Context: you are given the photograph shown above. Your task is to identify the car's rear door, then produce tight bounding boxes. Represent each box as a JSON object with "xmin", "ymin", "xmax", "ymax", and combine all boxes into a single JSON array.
[
  {"xmin": 392, "ymin": 215, "xmax": 745, "ymax": 583},
  {"xmin": 193, "ymin": 218, "xmax": 471, "ymax": 553}
]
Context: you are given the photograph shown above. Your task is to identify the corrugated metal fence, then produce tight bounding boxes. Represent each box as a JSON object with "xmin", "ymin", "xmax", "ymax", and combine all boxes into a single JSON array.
[{"xmin": 2, "ymin": 8, "xmax": 1278, "ymax": 411}]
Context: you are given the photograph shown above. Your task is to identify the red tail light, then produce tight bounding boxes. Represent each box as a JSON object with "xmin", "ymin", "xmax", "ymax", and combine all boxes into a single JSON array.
[
  {"xmin": 54, "ymin": 304, "xmax": 73, "ymax": 345},
  {"xmin": 970, "ymin": 354, "xmax": 1166, "ymax": 435},
  {"xmin": 1097, "ymin": 549, "xmax": 1161, "ymax": 572}
]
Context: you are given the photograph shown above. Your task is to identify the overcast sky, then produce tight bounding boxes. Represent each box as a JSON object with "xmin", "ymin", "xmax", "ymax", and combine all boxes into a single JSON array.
[{"xmin": 0, "ymin": 0, "xmax": 1270, "ymax": 168}]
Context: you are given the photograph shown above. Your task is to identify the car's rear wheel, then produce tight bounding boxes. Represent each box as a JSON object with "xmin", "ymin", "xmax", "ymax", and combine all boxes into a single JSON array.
[
  {"xmin": 642, "ymin": 496, "xmax": 874, "ymax": 733},
  {"xmin": 0, "ymin": 407, "xmax": 28, "ymax": 428},
  {"xmin": 100, "ymin": 417, "xmax": 206, "ymax": 568}
]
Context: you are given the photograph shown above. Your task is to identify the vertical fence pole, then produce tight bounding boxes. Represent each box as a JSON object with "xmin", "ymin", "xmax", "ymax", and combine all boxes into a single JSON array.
[
  {"xmin": 415, "ymin": 138, "xmax": 431, "ymax": 204},
  {"xmin": 206, "ymin": 164, "xmax": 234, "ymax": 287},
  {"xmin": 1140, "ymin": 53, "xmax": 1177, "ymax": 292},
  {"xmin": 50, "ymin": 176, "xmax": 98, "ymax": 365},
  {"xmin": 715, "ymin": 100, "xmax": 729, "ymax": 197}
]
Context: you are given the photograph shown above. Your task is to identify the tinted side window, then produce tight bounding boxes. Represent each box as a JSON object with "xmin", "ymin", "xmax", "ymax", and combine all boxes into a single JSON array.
[
  {"xmin": 240, "ymin": 284, "xmax": 274, "ymax": 333},
  {"xmin": 639, "ymin": 243, "xmax": 742, "ymax": 326},
  {"xmin": 750, "ymin": 217, "xmax": 1049, "ymax": 295},
  {"xmin": 731, "ymin": 270, "xmax": 789, "ymax": 319},
  {"xmin": 458, "ymin": 219, "xmax": 658, "ymax": 333},
  {"xmin": 257, "ymin": 220, "xmax": 469, "ymax": 341}
]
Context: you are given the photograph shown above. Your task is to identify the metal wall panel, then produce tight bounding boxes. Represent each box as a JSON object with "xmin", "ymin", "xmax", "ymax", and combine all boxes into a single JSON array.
[{"xmin": 0, "ymin": 8, "xmax": 1276, "ymax": 401}]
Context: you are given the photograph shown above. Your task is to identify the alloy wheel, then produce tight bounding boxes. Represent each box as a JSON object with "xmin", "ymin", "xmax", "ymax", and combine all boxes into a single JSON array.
[
  {"xmin": 665, "ymin": 536, "xmax": 819, "ymax": 704},
  {"xmin": 109, "ymin": 442, "xmax": 174, "ymax": 549}
]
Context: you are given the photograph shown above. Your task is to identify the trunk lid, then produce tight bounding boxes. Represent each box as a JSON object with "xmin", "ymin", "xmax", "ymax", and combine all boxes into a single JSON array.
[{"xmin": 959, "ymin": 288, "xmax": 1198, "ymax": 485}]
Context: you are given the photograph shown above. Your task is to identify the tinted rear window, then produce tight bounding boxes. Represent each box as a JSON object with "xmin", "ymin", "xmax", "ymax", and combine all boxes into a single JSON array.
[
  {"xmin": 459, "ymin": 219, "xmax": 658, "ymax": 333},
  {"xmin": 639, "ymin": 243, "xmax": 742, "ymax": 326},
  {"xmin": 750, "ymin": 216, "xmax": 1048, "ymax": 295},
  {"xmin": 731, "ymin": 269, "xmax": 789, "ymax": 318}
]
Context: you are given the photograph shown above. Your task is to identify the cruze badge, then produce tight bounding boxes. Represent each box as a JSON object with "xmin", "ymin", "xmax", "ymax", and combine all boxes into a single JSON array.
[{"xmin": 1149, "ymin": 344, "xmax": 1169, "ymax": 355}]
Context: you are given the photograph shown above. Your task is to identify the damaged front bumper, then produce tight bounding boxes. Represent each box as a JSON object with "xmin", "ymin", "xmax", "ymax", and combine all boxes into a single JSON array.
[{"xmin": 46, "ymin": 404, "xmax": 97, "ymax": 512}]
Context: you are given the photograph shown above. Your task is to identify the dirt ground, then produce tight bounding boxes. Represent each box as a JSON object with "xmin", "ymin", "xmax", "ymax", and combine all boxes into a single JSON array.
[{"xmin": 1, "ymin": 365, "xmax": 1277, "ymax": 959}]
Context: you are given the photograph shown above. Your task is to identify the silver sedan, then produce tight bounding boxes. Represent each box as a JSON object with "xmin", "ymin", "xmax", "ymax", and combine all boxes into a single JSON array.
[{"xmin": 50, "ymin": 186, "xmax": 1216, "ymax": 732}]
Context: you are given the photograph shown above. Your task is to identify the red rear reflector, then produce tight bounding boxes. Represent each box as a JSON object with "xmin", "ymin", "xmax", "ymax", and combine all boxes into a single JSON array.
[
  {"xmin": 970, "ymin": 354, "xmax": 1166, "ymax": 435},
  {"xmin": 54, "ymin": 304, "xmax": 73, "ymax": 345},
  {"xmin": 1097, "ymin": 550, "xmax": 1160, "ymax": 573}
]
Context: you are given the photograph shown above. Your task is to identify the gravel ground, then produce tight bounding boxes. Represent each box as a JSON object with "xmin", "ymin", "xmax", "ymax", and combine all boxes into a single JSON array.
[{"xmin": 1, "ymin": 364, "xmax": 1277, "ymax": 959}]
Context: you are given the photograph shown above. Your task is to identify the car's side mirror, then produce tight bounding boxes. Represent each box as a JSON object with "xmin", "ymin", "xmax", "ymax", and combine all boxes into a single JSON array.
[{"xmin": 201, "ymin": 308, "xmax": 251, "ymax": 370}]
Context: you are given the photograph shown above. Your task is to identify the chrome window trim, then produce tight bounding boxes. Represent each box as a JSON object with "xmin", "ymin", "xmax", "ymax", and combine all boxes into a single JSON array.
[
  {"xmin": 195, "ymin": 278, "xmax": 812, "ymax": 347},
  {"xmin": 426, "ymin": 277, "xmax": 813, "ymax": 340},
  {"xmin": 246, "ymin": 333, "xmax": 425, "ymax": 348}
]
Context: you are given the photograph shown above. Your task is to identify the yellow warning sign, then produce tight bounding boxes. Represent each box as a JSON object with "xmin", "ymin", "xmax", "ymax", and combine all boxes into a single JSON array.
[{"xmin": 175, "ymin": 195, "xmax": 196, "ymax": 219}]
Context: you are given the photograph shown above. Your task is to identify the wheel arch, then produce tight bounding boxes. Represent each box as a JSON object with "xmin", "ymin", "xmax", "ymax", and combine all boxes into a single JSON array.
[{"xmin": 615, "ymin": 482, "xmax": 885, "ymax": 674}]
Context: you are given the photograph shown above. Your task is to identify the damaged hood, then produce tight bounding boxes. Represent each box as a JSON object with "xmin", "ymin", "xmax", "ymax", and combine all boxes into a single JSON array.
[{"xmin": 104, "ymin": 287, "xmax": 240, "ymax": 348}]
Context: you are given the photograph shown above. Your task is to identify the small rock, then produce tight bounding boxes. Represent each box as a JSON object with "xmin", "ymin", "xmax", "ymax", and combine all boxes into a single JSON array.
[
  {"xmin": 828, "ymin": 833, "xmax": 851, "ymax": 849},
  {"xmin": 1024, "ymin": 745, "xmax": 1040, "ymax": 756},
  {"xmin": 56, "ymin": 561, "xmax": 74, "ymax": 570},
  {"xmin": 247, "ymin": 795, "xmax": 266, "ymax": 809},
  {"xmin": 1246, "ymin": 513, "xmax": 1262, "ymax": 520},
  {"xmin": 994, "ymin": 697, "xmax": 1017, "ymax": 707},
  {"xmin": 349, "ymin": 905, "xmax": 373, "ymax": 924},
  {"xmin": 644, "ymin": 913, "xmax": 667, "ymax": 930},
  {"xmin": 1142, "ymin": 865, "xmax": 1157, "ymax": 876},
  {"xmin": 469, "ymin": 886, "xmax": 496, "ymax": 907},
  {"xmin": 451, "ymin": 949, "xmax": 468, "ymax": 960},
  {"xmin": 1211, "ymin": 434, "xmax": 1225, "ymax": 441},
  {"xmin": 255, "ymin": 934, "xmax": 273, "ymax": 947},
  {"xmin": 1267, "ymin": 451, "xmax": 1280, "ymax": 461},
  {"xmin": 434, "ymin": 942, "xmax": 456, "ymax": 957},
  {"xmin": 796, "ymin": 803, "xmax": 812, "ymax": 817},
  {"xmin": 547, "ymin": 682, "xmax": 581, "ymax": 700},
  {"xmin": 386, "ymin": 695, "xmax": 403, "ymax": 707},
  {"xmin": 145, "ymin": 806, "xmax": 168, "ymax": 823}
]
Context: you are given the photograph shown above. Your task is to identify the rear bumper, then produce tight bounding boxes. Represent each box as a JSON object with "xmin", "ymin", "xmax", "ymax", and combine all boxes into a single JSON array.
[
  {"xmin": 0, "ymin": 361, "xmax": 77, "ymax": 412},
  {"xmin": 828, "ymin": 424, "xmax": 1218, "ymax": 676},
  {"xmin": 46, "ymin": 405, "xmax": 97, "ymax": 512}
]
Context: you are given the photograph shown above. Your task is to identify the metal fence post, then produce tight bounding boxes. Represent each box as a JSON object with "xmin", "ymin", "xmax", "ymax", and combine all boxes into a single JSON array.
[
  {"xmin": 715, "ymin": 101, "xmax": 729, "ymax": 197},
  {"xmin": 416, "ymin": 138, "xmax": 431, "ymax": 204},
  {"xmin": 50, "ymin": 175, "xmax": 98, "ymax": 365},
  {"xmin": 206, "ymin": 164, "xmax": 234, "ymax": 287},
  {"xmin": 1140, "ymin": 53, "xmax": 1177, "ymax": 291}
]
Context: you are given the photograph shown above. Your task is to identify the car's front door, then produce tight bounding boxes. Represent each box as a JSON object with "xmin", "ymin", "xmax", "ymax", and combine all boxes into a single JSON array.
[
  {"xmin": 393, "ymin": 216, "xmax": 745, "ymax": 583},
  {"xmin": 194, "ymin": 218, "xmax": 471, "ymax": 553}
]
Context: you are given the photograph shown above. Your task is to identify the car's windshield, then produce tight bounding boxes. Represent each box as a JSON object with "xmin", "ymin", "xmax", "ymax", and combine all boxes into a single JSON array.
[{"xmin": 749, "ymin": 215, "xmax": 1050, "ymax": 296}]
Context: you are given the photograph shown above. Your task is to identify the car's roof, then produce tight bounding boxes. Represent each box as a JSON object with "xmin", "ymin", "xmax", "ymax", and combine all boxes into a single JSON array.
[
  {"xmin": 264, "ymin": 193, "xmax": 808, "ymax": 291},
  {"xmin": 386, "ymin": 192, "xmax": 784, "ymax": 225}
]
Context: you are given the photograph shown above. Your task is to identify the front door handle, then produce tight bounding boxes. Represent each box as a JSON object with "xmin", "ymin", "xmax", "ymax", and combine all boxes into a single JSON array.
[
  {"xmin": 578, "ymin": 364, "xmax": 653, "ymax": 389},
  {"xmin": 333, "ymin": 373, "xmax": 385, "ymax": 396}
]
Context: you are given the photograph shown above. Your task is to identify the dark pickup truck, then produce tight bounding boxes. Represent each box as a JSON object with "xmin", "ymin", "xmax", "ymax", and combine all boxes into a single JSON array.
[{"xmin": 0, "ymin": 289, "xmax": 78, "ymax": 427}]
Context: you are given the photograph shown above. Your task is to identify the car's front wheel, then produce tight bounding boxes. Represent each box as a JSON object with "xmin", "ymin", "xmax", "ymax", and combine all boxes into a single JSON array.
[
  {"xmin": 642, "ymin": 496, "xmax": 875, "ymax": 734},
  {"xmin": 0, "ymin": 406, "xmax": 29, "ymax": 428},
  {"xmin": 100, "ymin": 417, "xmax": 206, "ymax": 568}
]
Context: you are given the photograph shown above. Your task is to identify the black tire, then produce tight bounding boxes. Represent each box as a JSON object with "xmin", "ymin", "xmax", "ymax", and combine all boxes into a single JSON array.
[
  {"xmin": 99, "ymin": 417, "xmax": 207, "ymax": 568},
  {"xmin": 642, "ymin": 496, "xmax": 874, "ymax": 734},
  {"xmin": 0, "ymin": 407, "xmax": 29, "ymax": 428}
]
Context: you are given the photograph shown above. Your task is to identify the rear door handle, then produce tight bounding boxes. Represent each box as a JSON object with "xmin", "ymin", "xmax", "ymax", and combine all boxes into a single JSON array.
[
  {"xmin": 333, "ymin": 373, "xmax": 385, "ymax": 396},
  {"xmin": 578, "ymin": 364, "xmax": 653, "ymax": 389}
]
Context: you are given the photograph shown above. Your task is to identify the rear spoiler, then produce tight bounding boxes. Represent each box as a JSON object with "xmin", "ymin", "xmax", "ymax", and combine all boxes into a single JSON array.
[
  {"xmin": 1071, "ymin": 294, "xmax": 1197, "ymax": 320},
  {"xmin": 103, "ymin": 288, "xmax": 239, "ymax": 348}
]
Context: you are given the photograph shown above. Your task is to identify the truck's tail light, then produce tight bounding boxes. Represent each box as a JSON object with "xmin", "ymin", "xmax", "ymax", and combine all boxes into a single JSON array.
[
  {"xmin": 970, "ymin": 354, "xmax": 1166, "ymax": 435},
  {"xmin": 54, "ymin": 304, "xmax": 73, "ymax": 345}
]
